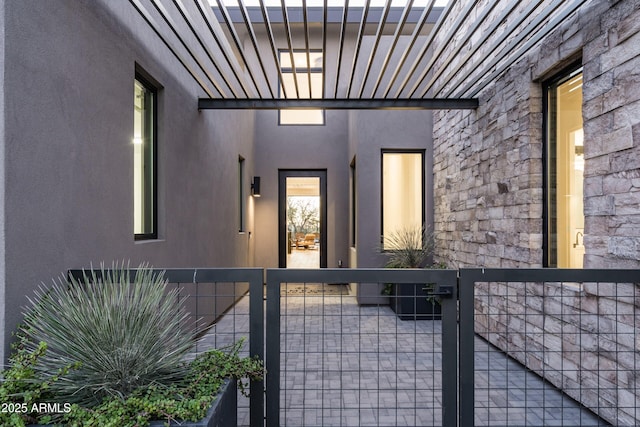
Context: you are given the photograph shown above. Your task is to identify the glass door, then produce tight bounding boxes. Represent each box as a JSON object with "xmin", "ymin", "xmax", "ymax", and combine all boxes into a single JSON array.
[{"xmin": 278, "ymin": 170, "xmax": 327, "ymax": 268}]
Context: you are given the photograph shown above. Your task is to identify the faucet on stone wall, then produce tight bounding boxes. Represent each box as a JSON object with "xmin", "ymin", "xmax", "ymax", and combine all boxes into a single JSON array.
[{"xmin": 573, "ymin": 231, "xmax": 584, "ymax": 248}]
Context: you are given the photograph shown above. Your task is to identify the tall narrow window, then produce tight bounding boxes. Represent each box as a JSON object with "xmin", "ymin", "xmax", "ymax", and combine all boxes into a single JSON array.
[
  {"xmin": 134, "ymin": 76, "xmax": 157, "ymax": 239},
  {"xmin": 239, "ymin": 156, "xmax": 246, "ymax": 232},
  {"xmin": 545, "ymin": 67, "xmax": 583, "ymax": 267},
  {"xmin": 279, "ymin": 50, "xmax": 324, "ymax": 125},
  {"xmin": 381, "ymin": 151, "xmax": 425, "ymax": 250}
]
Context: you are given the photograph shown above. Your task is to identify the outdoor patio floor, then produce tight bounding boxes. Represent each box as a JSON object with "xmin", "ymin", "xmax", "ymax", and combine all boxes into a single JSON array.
[{"xmin": 197, "ymin": 288, "xmax": 608, "ymax": 427}]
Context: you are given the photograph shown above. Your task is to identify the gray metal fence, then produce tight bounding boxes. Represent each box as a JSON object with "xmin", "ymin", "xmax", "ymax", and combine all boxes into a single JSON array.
[
  {"xmin": 67, "ymin": 267, "xmax": 640, "ymax": 426},
  {"xmin": 265, "ymin": 268, "xmax": 458, "ymax": 427},
  {"xmin": 459, "ymin": 269, "xmax": 640, "ymax": 427},
  {"xmin": 68, "ymin": 267, "xmax": 265, "ymax": 427}
]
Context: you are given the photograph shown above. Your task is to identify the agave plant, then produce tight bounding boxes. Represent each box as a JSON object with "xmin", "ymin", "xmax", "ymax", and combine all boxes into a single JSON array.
[
  {"xmin": 382, "ymin": 225, "xmax": 435, "ymax": 268},
  {"xmin": 20, "ymin": 263, "xmax": 195, "ymax": 406}
]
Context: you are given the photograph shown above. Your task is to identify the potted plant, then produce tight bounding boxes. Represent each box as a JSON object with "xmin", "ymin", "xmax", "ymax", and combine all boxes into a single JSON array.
[
  {"xmin": 381, "ymin": 226, "xmax": 442, "ymax": 320},
  {"xmin": 0, "ymin": 263, "xmax": 263, "ymax": 427}
]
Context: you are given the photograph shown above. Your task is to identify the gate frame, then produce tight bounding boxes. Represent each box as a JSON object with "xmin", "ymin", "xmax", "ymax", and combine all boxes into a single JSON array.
[
  {"xmin": 66, "ymin": 266, "xmax": 640, "ymax": 426},
  {"xmin": 458, "ymin": 268, "xmax": 640, "ymax": 427},
  {"xmin": 68, "ymin": 267, "xmax": 265, "ymax": 427},
  {"xmin": 265, "ymin": 268, "xmax": 458, "ymax": 427}
]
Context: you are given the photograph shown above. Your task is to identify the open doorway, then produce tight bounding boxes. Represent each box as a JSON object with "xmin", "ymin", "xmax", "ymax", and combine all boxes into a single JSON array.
[{"xmin": 278, "ymin": 170, "xmax": 327, "ymax": 268}]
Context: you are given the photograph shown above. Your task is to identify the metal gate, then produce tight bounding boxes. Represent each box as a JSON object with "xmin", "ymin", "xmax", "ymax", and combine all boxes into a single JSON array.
[
  {"xmin": 264, "ymin": 268, "xmax": 458, "ymax": 427},
  {"xmin": 458, "ymin": 268, "xmax": 640, "ymax": 427},
  {"xmin": 69, "ymin": 267, "xmax": 638, "ymax": 426}
]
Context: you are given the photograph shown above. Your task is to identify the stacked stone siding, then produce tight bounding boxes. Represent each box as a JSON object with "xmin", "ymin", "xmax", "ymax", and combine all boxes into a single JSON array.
[
  {"xmin": 432, "ymin": 0, "xmax": 640, "ymax": 424},
  {"xmin": 433, "ymin": 63, "xmax": 544, "ymax": 269},
  {"xmin": 582, "ymin": 1, "xmax": 640, "ymax": 268},
  {"xmin": 474, "ymin": 280, "xmax": 639, "ymax": 425}
]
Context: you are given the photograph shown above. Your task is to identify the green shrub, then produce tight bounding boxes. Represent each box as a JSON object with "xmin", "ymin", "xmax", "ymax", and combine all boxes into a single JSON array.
[
  {"xmin": 0, "ymin": 336, "xmax": 264, "ymax": 426},
  {"xmin": 0, "ymin": 332, "xmax": 79, "ymax": 426},
  {"xmin": 59, "ymin": 339, "xmax": 263, "ymax": 426},
  {"xmin": 20, "ymin": 263, "xmax": 194, "ymax": 406},
  {"xmin": 1, "ymin": 263, "xmax": 265, "ymax": 426}
]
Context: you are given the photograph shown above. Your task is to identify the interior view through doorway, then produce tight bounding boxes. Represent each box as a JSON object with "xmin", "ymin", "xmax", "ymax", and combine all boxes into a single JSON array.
[{"xmin": 279, "ymin": 170, "xmax": 327, "ymax": 268}]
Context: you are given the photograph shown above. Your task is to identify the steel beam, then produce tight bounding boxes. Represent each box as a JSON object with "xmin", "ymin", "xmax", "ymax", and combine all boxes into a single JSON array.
[
  {"xmin": 406, "ymin": 0, "xmax": 481, "ymax": 98},
  {"xmin": 193, "ymin": 0, "xmax": 261, "ymax": 97},
  {"xmin": 302, "ymin": 0, "xmax": 313, "ymax": 98},
  {"xmin": 280, "ymin": 2, "xmax": 301, "ymax": 98},
  {"xmin": 322, "ymin": 0, "xmax": 328, "ymax": 98},
  {"xmin": 356, "ymin": 0, "xmax": 393, "ymax": 98},
  {"xmin": 256, "ymin": 0, "xmax": 287, "ymax": 98},
  {"xmin": 424, "ymin": 0, "xmax": 528, "ymax": 98},
  {"xmin": 172, "ymin": 0, "xmax": 245, "ymax": 98},
  {"xmin": 345, "ymin": 1, "xmax": 371, "ymax": 97},
  {"xmin": 333, "ymin": 0, "xmax": 350, "ymax": 98},
  {"xmin": 370, "ymin": 0, "xmax": 416, "ymax": 97},
  {"xmin": 443, "ymin": 0, "xmax": 583, "ymax": 98},
  {"xmin": 410, "ymin": 0, "xmax": 500, "ymax": 98},
  {"xmin": 198, "ymin": 97, "xmax": 479, "ymax": 110},
  {"xmin": 148, "ymin": 0, "xmax": 228, "ymax": 97},
  {"xmin": 128, "ymin": 0, "xmax": 216, "ymax": 97},
  {"xmin": 234, "ymin": 0, "xmax": 275, "ymax": 98},
  {"xmin": 390, "ymin": 0, "xmax": 456, "ymax": 98},
  {"xmin": 381, "ymin": 0, "xmax": 437, "ymax": 97},
  {"xmin": 462, "ymin": 0, "xmax": 587, "ymax": 98}
]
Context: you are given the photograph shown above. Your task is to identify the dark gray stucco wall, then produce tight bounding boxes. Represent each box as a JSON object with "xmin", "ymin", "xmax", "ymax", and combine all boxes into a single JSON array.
[
  {"xmin": 0, "ymin": 0, "xmax": 6, "ymax": 358},
  {"xmin": 0, "ymin": 1, "xmax": 256, "ymax": 361},
  {"xmin": 252, "ymin": 109, "xmax": 434, "ymax": 277},
  {"xmin": 350, "ymin": 110, "xmax": 434, "ymax": 303},
  {"xmin": 253, "ymin": 110, "xmax": 350, "ymax": 268},
  {"xmin": 248, "ymin": 31, "xmax": 435, "ymax": 270}
]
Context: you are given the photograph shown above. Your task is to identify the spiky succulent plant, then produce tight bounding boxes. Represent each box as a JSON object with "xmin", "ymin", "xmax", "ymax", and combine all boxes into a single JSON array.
[
  {"xmin": 382, "ymin": 225, "xmax": 435, "ymax": 268},
  {"xmin": 20, "ymin": 263, "xmax": 194, "ymax": 406}
]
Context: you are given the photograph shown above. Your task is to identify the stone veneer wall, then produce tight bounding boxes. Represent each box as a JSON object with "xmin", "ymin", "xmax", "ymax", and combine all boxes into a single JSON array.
[
  {"xmin": 432, "ymin": 0, "xmax": 640, "ymax": 424},
  {"xmin": 432, "ymin": 56, "xmax": 544, "ymax": 268}
]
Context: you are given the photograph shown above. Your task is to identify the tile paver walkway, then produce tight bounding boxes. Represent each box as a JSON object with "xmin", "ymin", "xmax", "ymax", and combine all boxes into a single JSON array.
[{"xmin": 197, "ymin": 287, "xmax": 608, "ymax": 426}]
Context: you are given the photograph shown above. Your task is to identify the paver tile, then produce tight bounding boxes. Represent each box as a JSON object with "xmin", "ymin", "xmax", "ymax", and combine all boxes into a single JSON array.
[{"xmin": 201, "ymin": 290, "xmax": 608, "ymax": 426}]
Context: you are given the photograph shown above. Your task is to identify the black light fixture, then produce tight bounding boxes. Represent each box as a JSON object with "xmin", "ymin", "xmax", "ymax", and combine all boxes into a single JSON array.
[{"xmin": 251, "ymin": 176, "xmax": 261, "ymax": 197}]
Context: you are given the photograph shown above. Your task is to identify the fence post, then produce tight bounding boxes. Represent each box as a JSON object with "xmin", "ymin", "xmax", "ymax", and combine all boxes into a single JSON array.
[
  {"xmin": 458, "ymin": 269, "xmax": 476, "ymax": 427},
  {"xmin": 440, "ymin": 271, "xmax": 459, "ymax": 427},
  {"xmin": 265, "ymin": 270, "xmax": 281, "ymax": 427},
  {"xmin": 249, "ymin": 270, "xmax": 266, "ymax": 427}
]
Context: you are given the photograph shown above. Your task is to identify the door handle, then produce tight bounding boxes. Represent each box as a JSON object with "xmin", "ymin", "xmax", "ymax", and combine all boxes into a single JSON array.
[{"xmin": 425, "ymin": 285, "xmax": 454, "ymax": 299}]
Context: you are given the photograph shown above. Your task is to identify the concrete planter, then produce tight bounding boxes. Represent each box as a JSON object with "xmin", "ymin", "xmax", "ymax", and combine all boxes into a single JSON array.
[{"xmin": 391, "ymin": 283, "xmax": 442, "ymax": 320}]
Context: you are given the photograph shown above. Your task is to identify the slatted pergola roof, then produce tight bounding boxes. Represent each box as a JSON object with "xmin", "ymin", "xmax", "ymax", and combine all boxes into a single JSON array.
[{"xmin": 128, "ymin": 0, "xmax": 591, "ymax": 110}]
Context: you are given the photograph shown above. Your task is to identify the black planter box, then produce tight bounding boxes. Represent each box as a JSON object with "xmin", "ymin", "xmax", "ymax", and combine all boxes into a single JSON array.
[
  {"xmin": 149, "ymin": 379, "xmax": 237, "ymax": 427},
  {"xmin": 391, "ymin": 283, "xmax": 442, "ymax": 320},
  {"xmin": 29, "ymin": 379, "xmax": 237, "ymax": 427}
]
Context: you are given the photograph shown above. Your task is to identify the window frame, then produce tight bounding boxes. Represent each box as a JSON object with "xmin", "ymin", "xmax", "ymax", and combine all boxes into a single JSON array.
[
  {"xmin": 350, "ymin": 157, "xmax": 356, "ymax": 248},
  {"xmin": 278, "ymin": 49, "xmax": 325, "ymax": 126},
  {"xmin": 238, "ymin": 156, "xmax": 246, "ymax": 233},
  {"xmin": 542, "ymin": 62, "xmax": 583, "ymax": 267},
  {"xmin": 380, "ymin": 149, "xmax": 426, "ymax": 250},
  {"xmin": 134, "ymin": 73, "xmax": 158, "ymax": 241}
]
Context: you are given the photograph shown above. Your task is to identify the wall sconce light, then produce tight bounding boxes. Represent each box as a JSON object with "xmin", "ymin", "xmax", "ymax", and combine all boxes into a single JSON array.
[{"xmin": 251, "ymin": 176, "xmax": 261, "ymax": 197}]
